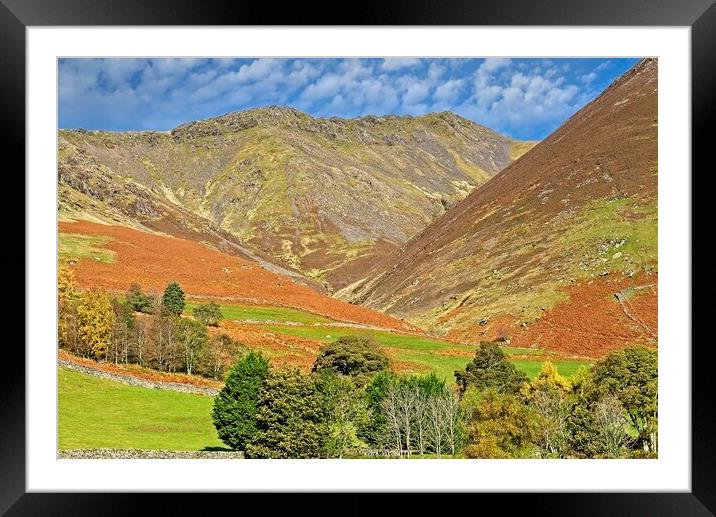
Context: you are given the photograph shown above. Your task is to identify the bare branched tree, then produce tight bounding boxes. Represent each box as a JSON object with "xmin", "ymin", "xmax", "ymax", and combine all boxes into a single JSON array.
[
  {"xmin": 531, "ymin": 390, "xmax": 570, "ymax": 458},
  {"xmin": 595, "ymin": 395, "xmax": 634, "ymax": 458}
]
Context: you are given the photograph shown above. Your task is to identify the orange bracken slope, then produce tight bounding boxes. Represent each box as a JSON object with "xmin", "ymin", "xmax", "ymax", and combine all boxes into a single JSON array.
[{"xmin": 58, "ymin": 220, "xmax": 418, "ymax": 333}]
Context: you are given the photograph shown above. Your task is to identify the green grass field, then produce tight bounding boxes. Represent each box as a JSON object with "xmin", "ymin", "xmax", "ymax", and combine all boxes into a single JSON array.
[
  {"xmin": 58, "ymin": 233, "xmax": 115, "ymax": 264},
  {"xmin": 183, "ymin": 302, "xmax": 332, "ymax": 324},
  {"xmin": 59, "ymin": 367, "xmax": 224, "ymax": 451},
  {"xmin": 264, "ymin": 324, "xmax": 475, "ymax": 352}
]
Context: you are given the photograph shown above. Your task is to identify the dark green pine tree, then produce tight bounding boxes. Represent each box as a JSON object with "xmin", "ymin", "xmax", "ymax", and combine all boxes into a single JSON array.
[
  {"xmin": 212, "ymin": 351, "xmax": 270, "ymax": 451},
  {"xmin": 162, "ymin": 281, "xmax": 185, "ymax": 316}
]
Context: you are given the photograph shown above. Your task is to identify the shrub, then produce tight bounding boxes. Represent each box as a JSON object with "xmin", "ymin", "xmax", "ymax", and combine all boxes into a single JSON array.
[
  {"xmin": 126, "ymin": 283, "xmax": 153, "ymax": 313},
  {"xmin": 193, "ymin": 302, "xmax": 223, "ymax": 326}
]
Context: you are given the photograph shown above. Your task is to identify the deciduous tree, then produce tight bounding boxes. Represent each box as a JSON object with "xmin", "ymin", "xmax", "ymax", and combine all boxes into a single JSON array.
[
  {"xmin": 58, "ymin": 266, "xmax": 80, "ymax": 351},
  {"xmin": 176, "ymin": 318, "xmax": 209, "ymax": 375},
  {"xmin": 316, "ymin": 371, "xmax": 370, "ymax": 458},
  {"xmin": 312, "ymin": 335, "xmax": 389, "ymax": 386},
  {"xmin": 462, "ymin": 389, "xmax": 539, "ymax": 459},
  {"xmin": 245, "ymin": 366, "xmax": 328, "ymax": 458},
  {"xmin": 76, "ymin": 290, "xmax": 115, "ymax": 359}
]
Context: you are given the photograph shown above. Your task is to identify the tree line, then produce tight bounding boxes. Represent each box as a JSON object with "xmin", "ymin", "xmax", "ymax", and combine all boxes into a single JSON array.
[
  {"xmin": 58, "ymin": 266, "xmax": 243, "ymax": 379},
  {"xmin": 213, "ymin": 337, "xmax": 657, "ymax": 459}
]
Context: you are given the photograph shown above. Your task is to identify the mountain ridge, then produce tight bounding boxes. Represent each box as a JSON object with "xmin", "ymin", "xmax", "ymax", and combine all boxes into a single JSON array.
[{"xmin": 59, "ymin": 107, "xmax": 535, "ymax": 291}]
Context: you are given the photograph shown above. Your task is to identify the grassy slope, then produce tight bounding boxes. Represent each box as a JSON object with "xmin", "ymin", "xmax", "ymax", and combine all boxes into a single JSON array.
[
  {"xmin": 59, "ymin": 233, "xmax": 115, "ymax": 264},
  {"xmin": 183, "ymin": 301, "xmax": 331, "ymax": 324},
  {"xmin": 59, "ymin": 367, "xmax": 224, "ymax": 451}
]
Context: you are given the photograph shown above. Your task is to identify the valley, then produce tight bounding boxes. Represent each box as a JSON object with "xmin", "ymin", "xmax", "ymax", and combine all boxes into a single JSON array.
[{"xmin": 56, "ymin": 57, "xmax": 659, "ymax": 459}]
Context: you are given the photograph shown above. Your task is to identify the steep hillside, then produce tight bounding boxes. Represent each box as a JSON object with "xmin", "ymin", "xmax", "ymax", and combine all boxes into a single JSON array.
[
  {"xmin": 345, "ymin": 59, "xmax": 658, "ymax": 357},
  {"xmin": 59, "ymin": 107, "xmax": 533, "ymax": 291}
]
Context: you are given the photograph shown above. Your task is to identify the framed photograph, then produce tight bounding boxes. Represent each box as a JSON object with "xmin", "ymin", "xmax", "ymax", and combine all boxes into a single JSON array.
[{"xmin": 5, "ymin": 0, "xmax": 714, "ymax": 513}]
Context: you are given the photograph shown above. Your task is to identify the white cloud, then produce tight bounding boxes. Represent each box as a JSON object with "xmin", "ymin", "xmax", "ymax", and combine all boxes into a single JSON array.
[
  {"xmin": 403, "ymin": 82, "xmax": 430, "ymax": 104},
  {"xmin": 481, "ymin": 57, "xmax": 512, "ymax": 73},
  {"xmin": 433, "ymin": 79, "xmax": 464, "ymax": 104},
  {"xmin": 459, "ymin": 59, "xmax": 584, "ymax": 135},
  {"xmin": 581, "ymin": 72, "xmax": 598, "ymax": 84},
  {"xmin": 380, "ymin": 58, "xmax": 421, "ymax": 71}
]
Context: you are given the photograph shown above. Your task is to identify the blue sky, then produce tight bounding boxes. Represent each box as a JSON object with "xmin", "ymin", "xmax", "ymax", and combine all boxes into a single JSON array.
[{"xmin": 58, "ymin": 57, "xmax": 639, "ymax": 140}]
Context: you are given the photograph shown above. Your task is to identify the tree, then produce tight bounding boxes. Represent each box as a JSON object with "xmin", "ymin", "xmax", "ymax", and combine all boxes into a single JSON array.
[
  {"xmin": 162, "ymin": 281, "xmax": 185, "ymax": 316},
  {"xmin": 245, "ymin": 367, "xmax": 328, "ymax": 459},
  {"xmin": 312, "ymin": 335, "xmax": 389, "ymax": 386},
  {"xmin": 58, "ymin": 266, "xmax": 80, "ymax": 351},
  {"xmin": 521, "ymin": 361, "xmax": 572, "ymax": 399},
  {"xmin": 583, "ymin": 346, "xmax": 658, "ymax": 453},
  {"xmin": 212, "ymin": 351, "xmax": 270, "ymax": 451},
  {"xmin": 362, "ymin": 370, "xmax": 397, "ymax": 447},
  {"xmin": 594, "ymin": 395, "xmax": 634, "ymax": 458},
  {"xmin": 316, "ymin": 371, "xmax": 370, "ymax": 458},
  {"xmin": 193, "ymin": 302, "xmax": 223, "ymax": 326},
  {"xmin": 76, "ymin": 290, "xmax": 115, "ymax": 359},
  {"xmin": 199, "ymin": 333, "xmax": 246, "ymax": 380},
  {"xmin": 462, "ymin": 389, "xmax": 540, "ymax": 459},
  {"xmin": 521, "ymin": 361, "xmax": 573, "ymax": 458},
  {"xmin": 110, "ymin": 299, "xmax": 135, "ymax": 364},
  {"xmin": 455, "ymin": 341, "xmax": 528, "ymax": 395},
  {"xmin": 126, "ymin": 283, "xmax": 153, "ymax": 313},
  {"xmin": 530, "ymin": 389, "xmax": 572, "ymax": 458},
  {"xmin": 176, "ymin": 318, "xmax": 209, "ymax": 375}
]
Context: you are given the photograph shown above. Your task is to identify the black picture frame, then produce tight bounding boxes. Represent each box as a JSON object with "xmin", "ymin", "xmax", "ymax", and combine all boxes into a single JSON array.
[{"xmin": 3, "ymin": 0, "xmax": 713, "ymax": 513}]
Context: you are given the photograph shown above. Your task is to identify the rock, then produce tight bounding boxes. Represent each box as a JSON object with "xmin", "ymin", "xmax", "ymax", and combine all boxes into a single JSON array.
[{"xmin": 612, "ymin": 252, "xmax": 622, "ymax": 259}]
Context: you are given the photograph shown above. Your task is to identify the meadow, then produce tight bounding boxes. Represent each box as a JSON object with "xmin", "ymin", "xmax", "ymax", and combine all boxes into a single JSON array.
[{"xmin": 59, "ymin": 367, "xmax": 223, "ymax": 451}]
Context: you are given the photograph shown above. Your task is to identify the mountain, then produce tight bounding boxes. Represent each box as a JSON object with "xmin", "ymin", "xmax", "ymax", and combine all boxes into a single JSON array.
[
  {"xmin": 343, "ymin": 59, "xmax": 658, "ymax": 357},
  {"xmin": 58, "ymin": 107, "xmax": 534, "ymax": 291}
]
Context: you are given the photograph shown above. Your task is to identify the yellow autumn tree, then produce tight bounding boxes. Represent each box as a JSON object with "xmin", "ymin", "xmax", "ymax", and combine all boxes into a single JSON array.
[
  {"xmin": 521, "ymin": 361, "xmax": 573, "ymax": 399},
  {"xmin": 58, "ymin": 266, "xmax": 80, "ymax": 349},
  {"xmin": 77, "ymin": 289, "xmax": 115, "ymax": 359}
]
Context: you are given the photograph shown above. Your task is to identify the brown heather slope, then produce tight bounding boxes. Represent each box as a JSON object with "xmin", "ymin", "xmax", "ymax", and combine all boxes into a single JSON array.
[
  {"xmin": 346, "ymin": 59, "xmax": 658, "ymax": 357},
  {"xmin": 59, "ymin": 108, "xmax": 534, "ymax": 291},
  {"xmin": 58, "ymin": 220, "xmax": 419, "ymax": 333}
]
